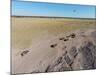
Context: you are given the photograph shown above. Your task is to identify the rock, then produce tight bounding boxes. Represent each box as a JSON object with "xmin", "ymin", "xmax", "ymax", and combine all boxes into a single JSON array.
[
  {"xmin": 63, "ymin": 55, "xmax": 72, "ymax": 65},
  {"xmin": 79, "ymin": 41, "xmax": 96, "ymax": 69},
  {"xmin": 69, "ymin": 47, "xmax": 78, "ymax": 58},
  {"xmin": 44, "ymin": 41, "xmax": 96, "ymax": 72}
]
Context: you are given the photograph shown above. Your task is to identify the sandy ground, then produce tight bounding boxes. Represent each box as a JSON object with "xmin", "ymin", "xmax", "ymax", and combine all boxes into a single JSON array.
[
  {"xmin": 11, "ymin": 17, "xmax": 96, "ymax": 74},
  {"xmin": 12, "ymin": 28, "xmax": 96, "ymax": 74}
]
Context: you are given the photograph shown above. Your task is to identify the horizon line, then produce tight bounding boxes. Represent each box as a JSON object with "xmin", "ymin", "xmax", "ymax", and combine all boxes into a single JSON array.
[{"xmin": 11, "ymin": 15, "xmax": 96, "ymax": 19}]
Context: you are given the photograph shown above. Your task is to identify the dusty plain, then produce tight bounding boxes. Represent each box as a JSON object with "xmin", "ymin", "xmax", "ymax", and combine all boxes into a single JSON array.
[{"xmin": 11, "ymin": 16, "xmax": 96, "ymax": 74}]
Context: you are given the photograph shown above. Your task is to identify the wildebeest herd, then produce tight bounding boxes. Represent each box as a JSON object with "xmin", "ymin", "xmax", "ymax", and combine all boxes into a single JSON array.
[
  {"xmin": 20, "ymin": 33, "xmax": 76, "ymax": 57},
  {"xmin": 50, "ymin": 33, "xmax": 76, "ymax": 48}
]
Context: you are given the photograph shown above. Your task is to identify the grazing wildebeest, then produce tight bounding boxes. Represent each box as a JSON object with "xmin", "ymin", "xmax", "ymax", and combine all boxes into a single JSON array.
[
  {"xmin": 59, "ymin": 37, "xmax": 65, "ymax": 40},
  {"xmin": 50, "ymin": 44, "xmax": 57, "ymax": 48},
  {"xmin": 64, "ymin": 39, "xmax": 69, "ymax": 41},
  {"xmin": 70, "ymin": 33, "xmax": 76, "ymax": 38},
  {"xmin": 21, "ymin": 50, "xmax": 29, "ymax": 57}
]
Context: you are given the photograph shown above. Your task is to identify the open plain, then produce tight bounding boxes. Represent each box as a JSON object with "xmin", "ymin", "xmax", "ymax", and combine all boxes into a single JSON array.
[{"xmin": 11, "ymin": 16, "xmax": 96, "ymax": 74}]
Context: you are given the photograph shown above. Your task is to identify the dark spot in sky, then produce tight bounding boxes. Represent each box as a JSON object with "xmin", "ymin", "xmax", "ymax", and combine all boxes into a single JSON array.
[{"xmin": 73, "ymin": 10, "xmax": 76, "ymax": 13}]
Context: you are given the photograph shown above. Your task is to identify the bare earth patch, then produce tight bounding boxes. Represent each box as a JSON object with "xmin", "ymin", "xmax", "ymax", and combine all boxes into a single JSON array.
[{"xmin": 12, "ymin": 29, "xmax": 96, "ymax": 74}]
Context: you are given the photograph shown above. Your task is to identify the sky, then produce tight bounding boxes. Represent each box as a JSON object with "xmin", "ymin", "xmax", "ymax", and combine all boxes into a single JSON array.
[{"xmin": 12, "ymin": 0, "xmax": 96, "ymax": 18}]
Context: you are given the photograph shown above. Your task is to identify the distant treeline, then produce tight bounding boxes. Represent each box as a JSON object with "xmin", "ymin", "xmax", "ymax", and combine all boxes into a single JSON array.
[{"xmin": 11, "ymin": 15, "xmax": 96, "ymax": 20}]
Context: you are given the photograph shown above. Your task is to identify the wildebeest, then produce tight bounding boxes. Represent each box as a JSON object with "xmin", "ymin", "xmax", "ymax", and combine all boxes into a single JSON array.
[
  {"xmin": 70, "ymin": 33, "xmax": 76, "ymax": 38},
  {"xmin": 21, "ymin": 50, "xmax": 29, "ymax": 57},
  {"xmin": 59, "ymin": 37, "xmax": 65, "ymax": 40},
  {"xmin": 50, "ymin": 44, "xmax": 57, "ymax": 48},
  {"xmin": 66, "ymin": 33, "xmax": 76, "ymax": 38},
  {"xmin": 64, "ymin": 39, "xmax": 69, "ymax": 41}
]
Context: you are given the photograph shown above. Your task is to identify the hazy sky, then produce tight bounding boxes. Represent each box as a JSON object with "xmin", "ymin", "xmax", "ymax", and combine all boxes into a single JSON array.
[{"xmin": 12, "ymin": 0, "xmax": 96, "ymax": 18}]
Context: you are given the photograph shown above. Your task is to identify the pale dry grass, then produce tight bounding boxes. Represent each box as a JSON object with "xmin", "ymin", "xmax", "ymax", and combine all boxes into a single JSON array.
[{"xmin": 11, "ymin": 17, "xmax": 96, "ymax": 50}]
